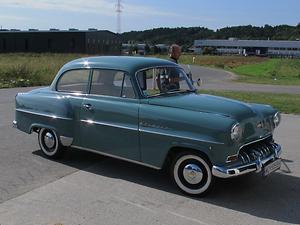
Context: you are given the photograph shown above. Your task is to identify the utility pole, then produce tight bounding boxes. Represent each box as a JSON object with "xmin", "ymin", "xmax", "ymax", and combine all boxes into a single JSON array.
[{"xmin": 116, "ymin": 0, "xmax": 122, "ymax": 34}]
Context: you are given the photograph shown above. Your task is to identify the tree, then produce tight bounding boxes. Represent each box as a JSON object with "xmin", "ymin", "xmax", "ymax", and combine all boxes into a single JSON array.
[
  {"xmin": 202, "ymin": 47, "xmax": 215, "ymax": 55},
  {"xmin": 121, "ymin": 24, "xmax": 300, "ymax": 45}
]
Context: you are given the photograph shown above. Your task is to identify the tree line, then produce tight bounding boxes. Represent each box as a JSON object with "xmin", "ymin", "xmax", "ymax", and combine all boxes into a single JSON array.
[{"xmin": 121, "ymin": 24, "xmax": 300, "ymax": 50}]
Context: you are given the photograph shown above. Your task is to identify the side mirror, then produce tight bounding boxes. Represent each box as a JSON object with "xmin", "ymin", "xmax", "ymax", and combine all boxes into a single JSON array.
[{"xmin": 196, "ymin": 78, "xmax": 202, "ymax": 87}]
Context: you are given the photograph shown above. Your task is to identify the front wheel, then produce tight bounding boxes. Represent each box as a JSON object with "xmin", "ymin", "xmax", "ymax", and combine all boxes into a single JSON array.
[
  {"xmin": 171, "ymin": 152, "xmax": 215, "ymax": 196},
  {"xmin": 38, "ymin": 128, "xmax": 64, "ymax": 159}
]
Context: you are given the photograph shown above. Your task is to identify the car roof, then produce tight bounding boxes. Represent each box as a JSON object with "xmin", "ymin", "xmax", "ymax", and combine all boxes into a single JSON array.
[{"xmin": 61, "ymin": 56, "xmax": 178, "ymax": 75}]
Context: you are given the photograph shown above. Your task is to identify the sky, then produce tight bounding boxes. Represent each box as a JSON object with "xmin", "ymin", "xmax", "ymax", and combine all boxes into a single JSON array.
[{"xmin": 0, "ymin": 0, "xmax": 299, "ymax": 33}]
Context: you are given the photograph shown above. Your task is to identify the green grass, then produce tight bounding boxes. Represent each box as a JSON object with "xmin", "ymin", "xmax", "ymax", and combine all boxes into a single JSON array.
[
  {"xmin": 151, "ymin": 54, "xmax": 267, "ymax": 68},
  {"xmin": 231, "ymin": 58, "xmax": 300, "ymax": 85},
  {"xmin": 199, "ymin": 89, "xmax": 300, "ymax": 114},
  {"xmin": 179, "ymin": 55, "xmax": 267, "ymax": 69},
  {"xmin": 0, "ymin": 53, "xmax": 86, "ymax": 88}
]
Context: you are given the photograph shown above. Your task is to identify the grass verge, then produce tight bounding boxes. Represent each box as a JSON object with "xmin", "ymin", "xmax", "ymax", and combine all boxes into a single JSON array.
[
  {"xmin": 0, "ymin": 53, "xmax": 86, "ymax": 88},
  {"xmin": 199, "ymin": 89, "xmax": 300, "ymax": 114},
  {"xmin": 231, "ymin": 58, "xmax": 300, "ymax": 85}
]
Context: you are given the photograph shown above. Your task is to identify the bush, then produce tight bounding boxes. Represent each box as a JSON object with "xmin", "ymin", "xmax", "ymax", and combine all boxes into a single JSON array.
[{"xmin": 202, "ymin": 47, "xmax": 216, "ymax": 55}]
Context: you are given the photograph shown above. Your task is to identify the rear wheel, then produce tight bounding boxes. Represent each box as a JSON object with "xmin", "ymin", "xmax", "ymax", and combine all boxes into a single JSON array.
[
  {"xmin": 38, "ymin": 128, "xmax": 64, "ymax": 159},
  {"xmin": 171, "ymin": 152, "xmax": 214, "ymax": 196}
]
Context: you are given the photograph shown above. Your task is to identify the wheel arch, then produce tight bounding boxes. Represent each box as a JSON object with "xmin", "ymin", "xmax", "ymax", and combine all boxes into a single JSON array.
[
  {"xmin": 162, "ymin": 146, "xmax": 212, "ymax": 170},
  {"xmin": 30, "ymin": 123, "xmax": 58, "ymax": 134}
]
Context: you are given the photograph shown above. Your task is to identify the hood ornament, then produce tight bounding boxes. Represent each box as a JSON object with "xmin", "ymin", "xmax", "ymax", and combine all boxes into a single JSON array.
[{"xmin": 257, "ymin": 121, "xmax": 264, "ymax": 128}]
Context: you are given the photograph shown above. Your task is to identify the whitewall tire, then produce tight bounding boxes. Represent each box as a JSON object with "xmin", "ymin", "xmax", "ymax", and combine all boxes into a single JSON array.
[
  {"xmin": 38, "ymin": 128, "xmax": 64, "ymax": 159},
  {"xmin": 171, "ymin": 153, "xmax": 214, "ymax": 196}
]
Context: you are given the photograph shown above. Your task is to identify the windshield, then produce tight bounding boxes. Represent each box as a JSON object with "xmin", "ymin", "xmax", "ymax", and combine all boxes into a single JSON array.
[{"xmin": 136, "ymin": 66, "xmax": 195, "ymax": 97}]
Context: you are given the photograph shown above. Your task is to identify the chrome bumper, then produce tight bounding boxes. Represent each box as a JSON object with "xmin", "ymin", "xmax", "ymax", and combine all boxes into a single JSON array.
[
  {"xmin": 212, "ymin": 144, "xmax": 281, "ymax": 178},
  {"xmin": 13, "ymin": 120, "xmax": 18, "ymax": 128}
]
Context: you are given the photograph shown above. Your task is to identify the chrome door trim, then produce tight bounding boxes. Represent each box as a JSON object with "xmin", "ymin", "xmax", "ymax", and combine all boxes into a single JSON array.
[
  {"xmin": 16, "ymin": 108, "xmax": 72, "ymax": 120},
  {"xmin": 80, "ymin": 119, "xmax": 137, "ymax": 131},
  {"xmin": 71, "ymin": 145, "xmax": 161, "ymax": 170},
  {"xmin": 139, "ymin": 128, "xmax": 224, "ymax": 145}
]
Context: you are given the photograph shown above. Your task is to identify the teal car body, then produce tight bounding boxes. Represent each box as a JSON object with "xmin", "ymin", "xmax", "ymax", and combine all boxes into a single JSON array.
[{"xmin": 14, "ymin": 56, "xmax": 282, "ymax": 195}]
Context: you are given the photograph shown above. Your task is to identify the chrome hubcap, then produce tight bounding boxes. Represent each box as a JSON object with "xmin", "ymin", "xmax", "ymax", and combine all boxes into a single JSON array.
[
  {"xmin": 183, "ymin": 164, "xmax": 203, "ymax": 184},
  {"xmin": 44, "ymin": 132, "xmax": 55, "ymax": 149}
]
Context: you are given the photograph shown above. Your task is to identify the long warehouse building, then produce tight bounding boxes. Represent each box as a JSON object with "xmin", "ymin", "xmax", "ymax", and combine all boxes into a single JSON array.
[
  {"xmin": 194, "ymin": 39, "xmax": 300, "ymax": 57},
  {"xmin": 0, "ymin": 29, "xmax": 121, "ymax": 54}
]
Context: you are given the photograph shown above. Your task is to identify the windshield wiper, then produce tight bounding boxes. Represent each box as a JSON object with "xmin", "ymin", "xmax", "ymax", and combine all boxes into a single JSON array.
[
  {"xmin": 147, "ymin": 89, "xmax": 196, "ymax": 98},
  {"xmin": 178, "ymin": 89, "xmax": 197, "ymax": 94}
]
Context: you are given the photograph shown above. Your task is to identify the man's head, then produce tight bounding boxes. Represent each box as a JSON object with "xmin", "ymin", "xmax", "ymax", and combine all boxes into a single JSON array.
[{"xmin": 169, "ymin": 44, "xmax": 181, "ymax": 60}]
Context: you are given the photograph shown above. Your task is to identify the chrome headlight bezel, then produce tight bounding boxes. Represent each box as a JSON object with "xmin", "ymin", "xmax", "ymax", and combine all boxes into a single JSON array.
[
  {"xmin": 231, "ymin": 123, "xmax": 242, "ymax": 141},
  {"xmin": 273, "ymin": 112, "xmax": 281, "ymax": 127}
]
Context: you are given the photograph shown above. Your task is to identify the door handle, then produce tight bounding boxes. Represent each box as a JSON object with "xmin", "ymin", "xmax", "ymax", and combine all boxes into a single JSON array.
[{"xmin": 83, "ymin": 103, "xmax": 93, "ymax": 110}]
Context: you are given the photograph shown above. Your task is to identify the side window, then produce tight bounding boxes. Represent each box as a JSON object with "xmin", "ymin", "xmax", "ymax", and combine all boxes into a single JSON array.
[
  {"xmin": 121, "ymin": 75, "xmax": 135, "ymax": 98},
  {"xmin": 57, "ymin": 69, "xmax": 89, "ymax": 93},
  {"xmin": 90, "ymin": 69, "xmax": 135, "ymax": 98}
]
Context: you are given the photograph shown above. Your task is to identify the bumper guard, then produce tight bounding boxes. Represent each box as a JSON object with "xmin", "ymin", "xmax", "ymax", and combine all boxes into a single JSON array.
[{"xmin": 212, "ymin": 144, "xmax": 281, "ymax": 178}]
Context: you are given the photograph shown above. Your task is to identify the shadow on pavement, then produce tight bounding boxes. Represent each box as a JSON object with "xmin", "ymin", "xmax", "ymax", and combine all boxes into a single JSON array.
[{"xmin": 33, "ymin": 148, "xmax": 299, "ymax": 224}]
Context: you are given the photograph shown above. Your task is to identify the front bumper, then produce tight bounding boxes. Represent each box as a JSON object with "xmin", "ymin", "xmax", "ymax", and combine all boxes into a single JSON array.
[{"xmin": 212, "ymin": 143, "xmax": 281, "ymax": 178}]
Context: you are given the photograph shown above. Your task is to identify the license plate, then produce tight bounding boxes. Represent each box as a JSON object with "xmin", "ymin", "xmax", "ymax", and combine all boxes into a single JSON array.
[{"xmin": 263, "ymin": 159, "xmax": 281, "ymax": 176}]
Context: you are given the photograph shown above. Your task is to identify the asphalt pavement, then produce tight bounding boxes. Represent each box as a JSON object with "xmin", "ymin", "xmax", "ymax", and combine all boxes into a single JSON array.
[
  {"xmin": 181, "ymin": 65, "xmax": 300, "ymax": 94},
  {"xmin": 0, "ymin": 77, "xmax": 300, "ymax": 224}
]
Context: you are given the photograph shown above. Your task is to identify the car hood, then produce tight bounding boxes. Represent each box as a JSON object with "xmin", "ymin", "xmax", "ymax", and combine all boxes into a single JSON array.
[{"xmin": 148, "ymin": 93, "xmax": 257, "ymax": 121}]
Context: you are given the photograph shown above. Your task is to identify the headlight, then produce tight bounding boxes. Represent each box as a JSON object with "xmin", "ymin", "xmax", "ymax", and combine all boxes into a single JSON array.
[
  {"xmin": 231, "ymin": 123, "xmax": 242, "ymax": 141},
  {"xmin": 273, "ymin": 112, "xmax": 281, "ymax": 127}
]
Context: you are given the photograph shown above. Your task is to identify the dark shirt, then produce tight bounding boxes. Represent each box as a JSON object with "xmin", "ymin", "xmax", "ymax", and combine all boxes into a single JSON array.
[
  {"xmin": 167, "ymin": 57, "xmax": 180, "ymax": 90},
  {"xmin": 169, "ymin": 57, "xmax": 178, "ymax": 64}
]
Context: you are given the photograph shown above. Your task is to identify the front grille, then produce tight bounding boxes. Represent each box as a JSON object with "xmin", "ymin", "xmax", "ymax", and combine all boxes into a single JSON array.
[{"xmin": 238, "ymin": 137, "xmax": 278, "ymax": 164}]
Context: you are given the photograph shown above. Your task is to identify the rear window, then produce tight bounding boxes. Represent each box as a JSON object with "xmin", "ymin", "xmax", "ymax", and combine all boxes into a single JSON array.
[{"xmin": 57, "ymin": 69, "xmax": 90, "ymax": 93}]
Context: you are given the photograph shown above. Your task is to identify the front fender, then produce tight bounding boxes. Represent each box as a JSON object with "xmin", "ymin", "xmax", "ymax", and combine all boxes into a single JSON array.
[{"xmin": 139, "ymin": 104, "xmax": 237, "ymax": 168}]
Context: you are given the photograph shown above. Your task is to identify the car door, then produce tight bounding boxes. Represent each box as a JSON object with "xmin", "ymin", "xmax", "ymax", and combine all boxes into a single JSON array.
[
  {"xmin": 55, "ymin": 68, "xmax": 91, "ymax": 147},
  {"xmin": 78, "ymin": 69, "xmax": 140, "ymax": 161}
]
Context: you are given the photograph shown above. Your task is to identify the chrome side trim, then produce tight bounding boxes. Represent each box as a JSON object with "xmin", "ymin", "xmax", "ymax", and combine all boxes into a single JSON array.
[
  {"xmin": 71, "ymin": 145, "xmax": 161, "ymax": 170},
  {"xmin": 80, "ymin": 119, "xmax": 137, "ymax": 131},
  {"xmin": 212, "ymin": 143, "xmax": 281, "ymax": 178},
  {"xmin": 60, "ymin": 136, "xmax": 73, "ymax": 147},
  {"xmin": 16, "ymin": 109, "xmax": 72, "ymax": 121},
  {"xmin": 139, "ymin": 128, "xmax": 224, "ymax": 145}
]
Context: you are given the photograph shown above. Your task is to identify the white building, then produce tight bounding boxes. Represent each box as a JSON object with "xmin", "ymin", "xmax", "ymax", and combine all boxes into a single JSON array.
[{"xmin": 194, "ymin": 39, "xmax": 300, "ymax": 57}]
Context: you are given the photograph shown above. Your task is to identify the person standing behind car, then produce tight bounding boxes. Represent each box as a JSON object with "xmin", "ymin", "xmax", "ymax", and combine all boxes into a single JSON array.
[
  {"xmin": 166, "ymin": 44, "xmax": 182, "ymax": 90},
  {"xmin": 169, "ymin": 44, "xmax": 181, "ymax": 64}
]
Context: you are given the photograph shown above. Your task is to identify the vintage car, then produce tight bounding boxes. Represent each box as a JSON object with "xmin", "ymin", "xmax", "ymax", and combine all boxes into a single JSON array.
[{"xmin": 14, "ymin": 56, "xmax": 282, "ymax": 196}]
